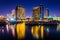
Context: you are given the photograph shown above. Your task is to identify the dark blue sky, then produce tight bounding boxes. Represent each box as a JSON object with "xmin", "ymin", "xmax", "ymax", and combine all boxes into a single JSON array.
[{"xmin": 0, "ymin": 0, "xmax": 60, "ymax": 17}]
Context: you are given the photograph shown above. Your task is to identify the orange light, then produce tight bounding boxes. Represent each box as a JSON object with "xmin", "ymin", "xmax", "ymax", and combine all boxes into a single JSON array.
[
  {"xmin": 16, "ymin": 22, "xmax": 26, "ymax": 39},
  {"xmin": 41, "ymin": 26, "xmax": 44, "ymax": 39},
  {"xmin": 31, "ymin": 26, "xmax": 39, "ymax": 39}
]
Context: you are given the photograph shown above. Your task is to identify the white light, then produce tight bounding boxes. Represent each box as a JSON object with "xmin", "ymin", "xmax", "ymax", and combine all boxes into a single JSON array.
[
  {"xmin": 11, "ymin": 18, "xmax": 14, "ymax": 20},
  {"xmin": 6, "ymin": 18, "xmax": 9, "ymax": 21},
  {"xmin": 10, "ymin": 18, "xmax": 15, "ymax": 21}
]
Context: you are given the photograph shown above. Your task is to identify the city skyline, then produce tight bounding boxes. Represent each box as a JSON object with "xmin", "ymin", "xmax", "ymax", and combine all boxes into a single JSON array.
[{"xmin": 0, "ymin": 0, "xmax": 60, "ymax": 17}]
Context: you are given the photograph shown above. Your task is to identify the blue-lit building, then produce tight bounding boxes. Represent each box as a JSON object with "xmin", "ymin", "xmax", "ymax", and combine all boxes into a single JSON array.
[{"xmin": 40, "ymin": 4, "xmax": 44, "ymax": 20}]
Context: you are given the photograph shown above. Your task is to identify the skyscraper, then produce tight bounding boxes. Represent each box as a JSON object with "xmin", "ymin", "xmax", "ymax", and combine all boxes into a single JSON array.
[
  {"xmin": 46, "ymin": 8, "xmax": 49, "ymax": 17},
  {"xmin": 32, "ymin": 4, "xmax": 44, "ymax": 21},
  {"xmin": 32, "ymin": 6, "xmax": 40, "ymax": 21},
  {"xmin": 11, "ymin": 9, "xmax": 16, "ymax": 18},
  {"xmin": 40, "ymin": 4, "xmax": 44, "ymax": 20},
  {"xmin": 16, "ymin": 6, "xmax": 25, "ymax": 20}
]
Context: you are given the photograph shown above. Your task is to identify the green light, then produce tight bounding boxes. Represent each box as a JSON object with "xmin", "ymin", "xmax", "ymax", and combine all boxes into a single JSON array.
[
  {"xmin": 46, "ymin": 28, "xmax": 49, "ymax": 32},
  {"xmin": 56, "ymin": 17, "xmax": 58, "ymax": 20},
  {"xmin": 46, "ymin": 16, "xmax": 48, "ymax": 18},
  {"xmin": 48, "ymin": 16, "xmax": 54, "ymax": 18}
]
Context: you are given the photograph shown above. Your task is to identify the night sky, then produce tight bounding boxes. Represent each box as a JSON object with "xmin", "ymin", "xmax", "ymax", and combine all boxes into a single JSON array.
[{"xmin": 0, "ymin": 0, "xmax": 60, "ymax": 17}]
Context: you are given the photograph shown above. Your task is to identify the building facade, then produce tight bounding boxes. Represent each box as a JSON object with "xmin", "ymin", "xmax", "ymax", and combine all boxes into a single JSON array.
[
  {"xmin": 32, "ymin": 6, "xmax": 40, "ymax": 21},
  {"xmin": 16, "ymin": 6, "xmax": 25, "ymax": 20},
  {"xmin": 40, "ymin": 4, "xmax": 44, "ymax": 20},
  {"xmin": 32, "ymin": 4, "xmax": 44, "ymax": 21},
  {"xmin": 46, "ymin": 8, "xmax": 49, "ymax": 17},
  {"xmin": 11, "ymin": 9, "xmax": 16, "ymax": 18}
]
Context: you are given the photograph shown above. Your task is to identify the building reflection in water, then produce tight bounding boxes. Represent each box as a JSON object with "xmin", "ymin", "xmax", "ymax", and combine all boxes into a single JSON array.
[
  {"xmin": 6, "ymin": 24, "xmax": 10, "ymax": 33},
  {"xmin": 15, "ymin": 22, "xmax": 45, "ymax": 39},
  {"xmin": 57, "ymin": 23, "xmax": 60, "ymax": 31},
  {"xmin": 10, "ymin": 25, "xmax": 16, "ymax": 37},
  {"xmin": 31, "ymin": 26, "xmax": 39, "ymax": 39},
  {"xmin": 6, "ymin": 24, "xmax": 16, "ymax": 37},
  {"xmin": 31, "ymin": 25, "xmax": 44, "ymax": 39},
  {"xmin": 4, "ymin": 21, "xmax": 58, "ymax": 40},
  {"xmin": 16, "ymin": 22, "xmax": 26, "ymax": 39},
  {"xmin": 41, "ymin": 26, "xmax": 44, "ymax": 39}
]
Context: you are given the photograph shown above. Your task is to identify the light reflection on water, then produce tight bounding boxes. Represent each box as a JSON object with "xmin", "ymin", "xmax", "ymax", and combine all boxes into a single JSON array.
[
  {"xmin": 16, "ymin": 22, "xmax": 26, "ymax": 39},
  {"xmin": 1, "ymin": 22, "xmax": 60, "ymax": 40},
  {"xmin": 10, "ymin": 22, "xmax": 57, "ymax": 39},
  {"xmin": 15, "ymin": 22, "xmax": 45, "ymax": 39},
  {"xmin": 31, "ymin": 26, "xmax": 39, "ymax": 39}
]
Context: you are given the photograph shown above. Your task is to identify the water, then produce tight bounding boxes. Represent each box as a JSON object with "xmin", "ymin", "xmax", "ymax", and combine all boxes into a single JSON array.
[{"xmin": 0, "ymin": 22, "xmax": 60, "ymax": 40}]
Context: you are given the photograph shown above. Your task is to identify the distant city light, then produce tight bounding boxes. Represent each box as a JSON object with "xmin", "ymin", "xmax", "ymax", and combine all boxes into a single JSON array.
[
  {"xmin": 6, "ymin": 18, "xmax": 9, "ymax": 21},
  {"xmin": 48, "ymin": 16, "xmax": 54, "ymax": 18},
  {"xmin": 10, "ymin": 18, "xmax": 14, "ymax": 20},
  {"xmin": 10, "ymin": 18, "xmax": 16, "ymax": 21}
]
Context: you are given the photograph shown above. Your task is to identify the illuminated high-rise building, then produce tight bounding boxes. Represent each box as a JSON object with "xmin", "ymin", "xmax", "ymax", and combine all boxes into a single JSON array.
[
  {"xmin": 32, "ymin": 6, "xmax": 40, "ymax": 21},
  {"xmin": 46, "ymin": 8, "xmax": 49, "ymax": 17},
  {"xmin": 7, "ymin": 14, "xmax": 11, "ymax": 19},
  {"xmin": 32, "ymin": 4, "xmax": 44, "ymax": 20},
  {"xmin": 11, "ymin": 9, "xmax": 16, "ymax": 18},
  {"xmin": 11, "ymin": 9, "xmax": 15, "ymax": 16},
  {"xmin": 16, "ymin": 6, "xmax": 25, "ymax": 20},
  {"xmin": 40, "ymin": 4, "xmax": 44, "ymax": 20}
]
